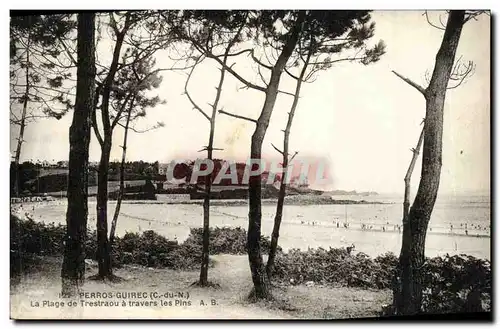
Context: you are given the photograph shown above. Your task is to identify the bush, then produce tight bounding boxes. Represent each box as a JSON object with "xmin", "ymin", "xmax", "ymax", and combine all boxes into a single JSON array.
[
  {"xmin": 83, "ymin": 229, "xmax": 200, "ymax": 270},
  {"xmin": 272, "ymin": 247, "xmax": 396, "ymax": 289},
  {"xmin": 10, "ymin": 214, "xmax": 67, "ymax": 276},
  {"xmin": 182, "ymin": 227, "xmax": 278, "ymax": 255},
  {"xmin": 10, "ymin": 217, "xmax": 276, "ymax": 275},
  {"xmin": 272, "ymin": 247, "xmax": 491, "ymax": 314},
  {"xmin": 420, "ymin": 254, "xmax": 491, "ymax": 314},
  {"xmin": 10, "ymin": 215, "xmax": 200, "ymax": 273}
]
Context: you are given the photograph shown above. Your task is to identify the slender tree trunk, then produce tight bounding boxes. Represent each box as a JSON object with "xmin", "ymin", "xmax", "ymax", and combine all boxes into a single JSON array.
[
  {"xmin": 109, "ymin": 102, "xmax": 134, "ymax": 250},
  {"xmin": 199, "ymin": 48, "xmax": 229, "ymax": 286},
  {"xmin": 266, "ymin": 50, "xmax": 310, "ymax": 279},
  {"xmin": 266, "ymin": 172, "xmax": 286, "ymax": 279},
  {"xmin": 403, "ymin": 125, "xmax": 425, "ymax": 223},
  {"xmin": 247, "ymin": 139, "xmax": 271, "ymax": 299},
  {"xmin": 13, "ymin": 39, "xmax": 30, "ymax": 197},
  {"xmin": 94, "ymin": 23, "xmax": 126, "ymax": 278},
  {"xmin": 96, "ymin": 137, "xmax": 112, "ymax": 277},
  {"xmin": 248, "ymin": 13, "xmax": 305, "ymax": 299},
  {"xmin": 61, "ymin": 12, "xmax": 95, "ymax": 297},
  {"xmin": 199, "ymin": 139, "xmax": 213, "ymax": 285},
  {"xmin": 397, "ymin": 10, "xmax": 465, "ymax": 315},
  {"xmin": 393, "ymin": 124, "xmax": 424, "ymax": 311}
]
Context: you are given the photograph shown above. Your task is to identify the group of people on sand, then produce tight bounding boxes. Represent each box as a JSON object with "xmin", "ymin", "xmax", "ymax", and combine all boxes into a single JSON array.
[
  {"xmin": 296, "ymin": 218, "xmax": 490, "ymax": 237},
  {"xmin": 359, "ymin": 222, "xmax": 401, "ymax": 232},
  {"xmin": 298, "ymin": 219, "xmax": 405, "ymax": 232},
  {"xmin": 300, "ymin": 220, "xmax": 321, "ymax": 226},
  {"xmin": 329, "ymin": 220, "xmax": 400, "ymax": 233},
  {"xmin": 449, "ymin": 222, "xmax": 490, "ymax": 236},
  {"xmin": 10, "ymin": 195, "xmax": 56, "ymax": 203}
]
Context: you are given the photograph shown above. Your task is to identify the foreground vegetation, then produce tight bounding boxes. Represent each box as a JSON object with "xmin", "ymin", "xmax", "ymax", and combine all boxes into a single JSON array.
[
  {"xmin": 272, "ymin": 248, "xmax": 490, "ymax": 314},
  {"xmin": 11, "ymin": 215, "xmax": 491, "ymax": 315},
  {"xmin": 10, "ymin": 215, "xmax": 275, "ymax": 274}
]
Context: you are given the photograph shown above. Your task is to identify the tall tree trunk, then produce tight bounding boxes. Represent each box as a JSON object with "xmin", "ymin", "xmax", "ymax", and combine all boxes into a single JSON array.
[
  {"xmin": 266, "ymin": 50, "xmax": 310, "ymax": 279},
  {"xmin": 13, "ymin": 38, "xmax": 30, "ymax": 197},
  {"xmin": 109, "ymin": 99, "xmax": 134, "ymax": 252},
  {"xmin": 248, "ymin": 12, "xmax": 305, "ymax": 299},
  {"xmin": 96, "ymin": 138, "xmax": 112, "ymax": 277},
  {"xmin": 397, "ymin": 10, "xmax": 465, "ymax": 315},
  {"xmin": 61, "ymin": 12, "xmax": 95, "ymax": 297}
]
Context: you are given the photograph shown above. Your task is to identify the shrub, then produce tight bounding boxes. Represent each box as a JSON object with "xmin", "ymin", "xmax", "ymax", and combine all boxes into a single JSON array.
[
  {"xmin": 182, "ymin": 227, "xmax": 278, "ymax": 255},
  {"xmin": 10, "ymin": 215, "xmax": 66, "ymax": 255},
  {"xmin": 272, "ymin": 247, "xmax": 392, "ymax": 288},
  {"xmin": 119, "ymin": 232, "xmax": 142, "ymax": 253},
  {"xmin": 272, "ymin": 247, "xmax": 491, "ymax": 314},
  {"xmin": 10, "ymin": 215, "xmax": 200, "ymax": 273},
  {"xmin": 420, "ymin": 254, "xmax": 491, "ymax": 314},
  {"xmin": 10, "ymin": 214, "xmax": 66, "ymax": 276},
  {"xmin": 10, "ymin": 217, "xmax": 274, "ymax": 275}
]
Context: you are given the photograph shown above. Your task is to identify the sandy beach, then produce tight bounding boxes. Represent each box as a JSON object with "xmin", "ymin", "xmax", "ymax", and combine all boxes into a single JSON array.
[{"xmin": 11, "ymin": 196, "xmax": 491, "ymax": 260}]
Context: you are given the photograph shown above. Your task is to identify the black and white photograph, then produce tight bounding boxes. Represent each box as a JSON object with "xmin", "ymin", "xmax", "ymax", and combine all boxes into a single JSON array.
[{"xmin": 8, "ymin": 8, "xmax": 492, "ymax": 320}]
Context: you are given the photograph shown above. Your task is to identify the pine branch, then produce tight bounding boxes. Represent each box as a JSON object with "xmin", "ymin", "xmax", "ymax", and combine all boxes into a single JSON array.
[
  {"xmin": 183, "ymin": 56, "xmax": 211, "ymax": 121},
  {"xmin": 392, "ymin": 70, "xmax": 427, "ymax": 96},
  {"xmin": 218, "ymin": 109, "xmax": 257, "ymax": 123},
  {"xmin": 271, "ymin": 143, "xmax": 284, "ymax": 155}
]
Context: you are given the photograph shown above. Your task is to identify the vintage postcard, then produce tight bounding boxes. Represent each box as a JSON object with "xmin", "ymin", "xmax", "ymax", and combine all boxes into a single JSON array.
[{"xmin": 9, "ymin": 10, "xmax": 491, "ymax": 320}]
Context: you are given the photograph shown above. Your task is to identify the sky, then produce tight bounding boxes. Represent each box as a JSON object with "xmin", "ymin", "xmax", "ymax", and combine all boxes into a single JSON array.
[{"xmin": 10, "ymin": 11, "xmax": 491, "ymax": 195}]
